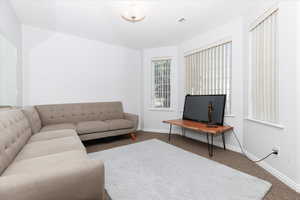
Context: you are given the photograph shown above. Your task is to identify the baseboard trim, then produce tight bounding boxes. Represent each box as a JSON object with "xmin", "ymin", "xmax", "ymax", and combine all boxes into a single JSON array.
[
  {"xmin": 245, "ymin": 151, "xmax": 300, "ymax": 193},
  {"xmin": 184, "ymin": 133, "xmax": 242, "ymax": 153},
  {"xmin": 142, "ymin": 128, "xmax": 169, "ymax": 134}
]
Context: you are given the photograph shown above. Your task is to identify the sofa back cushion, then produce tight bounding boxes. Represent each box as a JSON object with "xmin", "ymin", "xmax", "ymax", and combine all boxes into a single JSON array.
[
  {"xmin": 36, "ymin": 102, "xmax": 124, "ymax": 126},
  {"xmin": 0, "ymin": 110, "xmax": 32, "ymax": 175},
  {"xmin": 22, "ymin": 107, "xmax": 42, "ymax": 134},
  {"xmin": 0, "ymin": 106, "xmax": 13, "ymax": 111}
]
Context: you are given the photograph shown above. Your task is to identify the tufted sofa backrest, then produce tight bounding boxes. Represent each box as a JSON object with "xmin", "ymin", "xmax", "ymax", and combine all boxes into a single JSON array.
[
  {"xmin": 0, "ymin": 110, "xmax": 32, "ymax": 175},
  {"xmin": 36, "ymin": 102, "xmax": 125, "ymax": 126}
]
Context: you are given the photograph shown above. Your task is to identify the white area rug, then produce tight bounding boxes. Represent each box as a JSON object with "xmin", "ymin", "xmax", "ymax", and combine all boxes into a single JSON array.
[{"xmin": 88, "ymin": 139, "xmax": 271, "ymax": 200}]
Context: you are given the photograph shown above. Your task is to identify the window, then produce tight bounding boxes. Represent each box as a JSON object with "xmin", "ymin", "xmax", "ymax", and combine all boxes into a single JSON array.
[
  {"xmin": 185, "ymin": 41, "xmax": 232, "ymax": 115},
  {"xmin": 151, "ymin": 59, "xmax": 171, "ymax": 109},
  {"xmin": 250, "ymin": 9, "xmax": 278, "ymax": 123}
]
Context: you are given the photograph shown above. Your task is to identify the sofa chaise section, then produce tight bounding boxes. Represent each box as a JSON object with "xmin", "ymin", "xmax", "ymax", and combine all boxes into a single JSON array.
[{"xmin": 0, "ymin": 109, "xmax": 104, "ymax": 200}]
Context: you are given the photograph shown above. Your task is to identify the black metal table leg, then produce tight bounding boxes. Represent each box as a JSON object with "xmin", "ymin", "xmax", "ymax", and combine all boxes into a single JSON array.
[
  {"xmin": 209, "ymin": 135, "xmax": 214, "ymax": 157},
  {"xmin": 222, "ymin": 133, "xmax": 226, "ymax": 150},
  {"xmin": 168, "ymin": 124, "xmax": 172, "ymax": 142},
  {"xmin": 206, "ymin": 133, "xmax": 210, "ymax": 155},
  {"xmin": 182, "ymin": 127, "xmax": 186, "ymax": 137}
]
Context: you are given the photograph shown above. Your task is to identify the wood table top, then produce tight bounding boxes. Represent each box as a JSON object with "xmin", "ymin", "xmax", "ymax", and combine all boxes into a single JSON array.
[{"xmin": 163, "ymin": 119, "xmax": 233, "ymax": 135}]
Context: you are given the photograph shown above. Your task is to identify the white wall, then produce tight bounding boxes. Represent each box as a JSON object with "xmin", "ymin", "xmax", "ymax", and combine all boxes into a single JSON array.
[
  {"xmin": 243, "ymin": 1, "xmax": 300, "ymax": 191},
  {"xmin": 297, "ymin": 2, "xmax": 300, "ymax": 188},
  {"xmin": 141, "ymin": 46, "xmax": 179, "ymax": 132},
  {"xmin": 0, "ymin": 0, "xmax": 22, "ymax": 106},
  {"xmin": 22, "ymin": 25, "xmax": 141, "ymax": 115},
  {"xmin": 177, "ymin": 18, "xmax": 244, "ymax": 151},
  {"xmin": 0, "ymin": 0, "xmax": 21, "ymax": 47}
]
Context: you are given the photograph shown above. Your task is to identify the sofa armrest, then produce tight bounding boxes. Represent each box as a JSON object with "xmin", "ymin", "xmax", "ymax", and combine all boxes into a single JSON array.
[
  {"xmin": 22, "ymin": 106, "xmax": 42, "ymax": 134},
  {"xmin": 124, "ymin": 113, "xmax": 139, "ymax": 131},
  {"xmin": 0, "ymin": 159, "xmax": 105, "ymax": 200}
]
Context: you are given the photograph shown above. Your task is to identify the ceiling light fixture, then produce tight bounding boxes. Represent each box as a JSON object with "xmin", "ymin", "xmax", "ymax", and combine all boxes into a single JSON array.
[{"xmin": 121, "ymin": 2, "xmax": 145, "ymax": 23}]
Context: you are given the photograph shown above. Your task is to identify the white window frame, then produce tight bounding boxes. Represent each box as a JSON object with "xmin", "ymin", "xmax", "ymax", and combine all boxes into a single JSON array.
[
  {"xmin": 149, "ymin": 57, "xmax": 172, "ymax": 111},
  {"xmin": 248, "ymin": 6, "xmax": 281, "ymax": 127},
  {"xmin": 184, "ymin": 39, "xmax": 233, "ymax": 116}
]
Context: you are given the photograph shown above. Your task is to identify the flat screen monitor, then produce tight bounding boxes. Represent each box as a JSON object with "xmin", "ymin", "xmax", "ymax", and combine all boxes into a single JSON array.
[{"xmin": 183, "ymin": 95, "xmax": 226, "ymax": 125}]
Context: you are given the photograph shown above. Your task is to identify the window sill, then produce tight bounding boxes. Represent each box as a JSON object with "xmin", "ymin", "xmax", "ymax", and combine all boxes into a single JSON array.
[
  {"xmin": 225, "ymin": 114, "xmax": 235, "ymax": 118},
  {"xmin": 245, "ymin": 118, "xmax": 284, "ymax": 129},
  {"xmin": 148, "ymin": 108, "xmax": 175, "ymax": 112}
]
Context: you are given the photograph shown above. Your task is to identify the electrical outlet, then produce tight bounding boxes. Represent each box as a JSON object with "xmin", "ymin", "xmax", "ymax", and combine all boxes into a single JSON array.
[{"xmin": 272, "ymin": 146, "xmax": 280, "ymax": 157}]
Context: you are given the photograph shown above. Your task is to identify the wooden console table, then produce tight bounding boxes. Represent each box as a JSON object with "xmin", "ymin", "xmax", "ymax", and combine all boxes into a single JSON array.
[{"xmin": 163, "ymin": 119, "xmax": 233, "ymax": 157}]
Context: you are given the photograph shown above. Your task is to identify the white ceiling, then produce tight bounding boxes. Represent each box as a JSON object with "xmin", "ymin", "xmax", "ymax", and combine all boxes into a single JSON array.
[{"xmin": 10, "ymin": 0, "xmax": 274, "ymax": 49}]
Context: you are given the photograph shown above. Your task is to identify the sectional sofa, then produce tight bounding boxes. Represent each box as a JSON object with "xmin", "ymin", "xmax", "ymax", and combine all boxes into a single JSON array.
[{"xmin": 0, "ymin": 102, "xmax": 139, "ymax": 200}]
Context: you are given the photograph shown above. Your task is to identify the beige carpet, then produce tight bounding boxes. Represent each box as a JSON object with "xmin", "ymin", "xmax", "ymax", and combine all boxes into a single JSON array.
[{"xmin": 84, "ymin": 131, "xmax": 300, "ymax": 200}]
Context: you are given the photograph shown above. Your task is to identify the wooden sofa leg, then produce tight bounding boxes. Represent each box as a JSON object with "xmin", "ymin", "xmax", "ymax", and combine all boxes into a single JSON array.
[{"xmin": 130, "ymin": 133, "xmax": 136, "ymax": 141}]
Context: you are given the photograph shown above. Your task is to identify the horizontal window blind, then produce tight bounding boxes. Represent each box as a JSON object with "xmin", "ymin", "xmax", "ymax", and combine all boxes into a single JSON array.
[
  {"xmin": 151, "ymin": 59, "xmax": 171, "ymax": 108},
  {"xmin": 250, "ymin": 10, "xmax": 278, "ymax": 123},
  {"xmin": 185, "ymin": 41, "xmax": 232, "ymax": 115}
]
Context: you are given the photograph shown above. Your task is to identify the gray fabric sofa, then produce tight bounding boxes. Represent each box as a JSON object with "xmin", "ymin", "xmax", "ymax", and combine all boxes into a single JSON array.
[
  {"xmin": 23, "ymin": 101, "xmax": 139, "ymax": 141},
  {"xmin": 0, "ymin": 109, "xmax": 105, "ymax": 200}
]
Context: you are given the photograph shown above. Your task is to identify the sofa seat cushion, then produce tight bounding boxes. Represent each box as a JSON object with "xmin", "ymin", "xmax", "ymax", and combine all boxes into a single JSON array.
[
  {"xmin": 3, "ymin": 150, "xmax": 87, "ymax": 176},
  {"xmin": 105, "ymin": 119, "xmax": 134, "ymax": 131},
  {"xmin": 76, "ymin": 121, "xmax": 109, "ymax": 135},
  {"xmin": 14, "ymin": 136, "xmax": 85, "ymax": 162},
  {"xmin": 40, "ymin": 123, "xmax": 76, "ymax": 132},
  {"xmin": 28, "ymin": 129, "xmax": 77, "ymax": 143}
]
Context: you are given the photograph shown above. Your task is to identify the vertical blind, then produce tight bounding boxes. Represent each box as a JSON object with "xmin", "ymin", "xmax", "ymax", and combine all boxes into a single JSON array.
[
  {"xmin": 185, "ymin": 41, "xmax": 232, "ymax": 115},
  {"xmin": 151, "ymin": 59, "xmax": 171, "ymax": 108},
  {"xmin": 250, "ymin": 10, "xmax": 278, "ymax": 123}
]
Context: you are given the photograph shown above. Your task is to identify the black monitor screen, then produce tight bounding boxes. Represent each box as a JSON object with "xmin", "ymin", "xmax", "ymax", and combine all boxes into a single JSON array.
[{"xmin": 183, "ymin": 95, "xmax": 226, "ymax": 125}]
